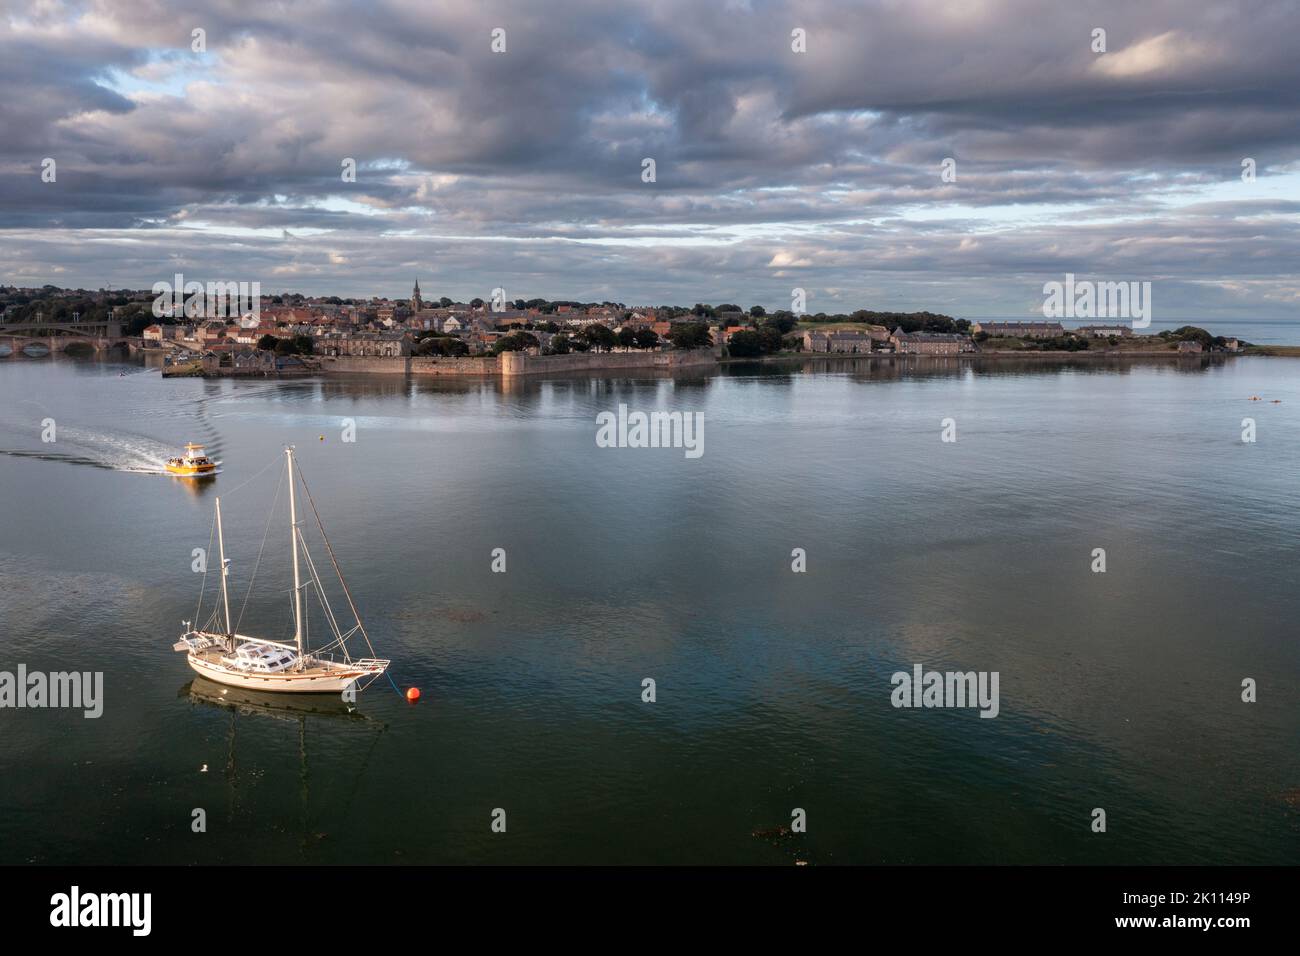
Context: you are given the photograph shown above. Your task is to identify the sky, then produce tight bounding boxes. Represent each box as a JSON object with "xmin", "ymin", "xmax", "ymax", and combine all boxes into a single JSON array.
[{"xmin": 2, "ymin": 0, "xmax": 1299, "ymax": 318}]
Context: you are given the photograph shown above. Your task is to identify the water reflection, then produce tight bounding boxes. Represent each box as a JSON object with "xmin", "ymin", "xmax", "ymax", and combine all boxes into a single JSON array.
[
  {"xmin": 170, "ymin": 473, "xmax": 218, "ymax": 497},
  {"xmin": 183, "ymin": 676, "xmax": 370, "ymax": 722},
  {"xmin": 726, "ymin": 353, "xmax": 1232, "ymax": 382},
  {"xmin": 181, "ymin": 677, "xmax": 385, "ymax": 854}
]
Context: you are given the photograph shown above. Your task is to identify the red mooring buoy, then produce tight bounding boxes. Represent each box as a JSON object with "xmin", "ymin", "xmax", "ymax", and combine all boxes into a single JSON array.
[{"xmin": 406, "ymin": 687, "xmax": 421, "ymax": 702}]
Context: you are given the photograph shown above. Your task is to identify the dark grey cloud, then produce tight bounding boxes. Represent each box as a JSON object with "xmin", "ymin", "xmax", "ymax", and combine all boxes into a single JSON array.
[{"xmin": 1, "ymin": 0, "xmax": 1298, "ymax": 315}]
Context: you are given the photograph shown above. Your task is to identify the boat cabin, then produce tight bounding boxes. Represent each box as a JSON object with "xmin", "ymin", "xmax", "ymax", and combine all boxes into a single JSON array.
[
  {"xmin": 168, "ymin": 442, "xmax": 213, "ymax": 466},
  {"xmin": 224, "ymin": 642, "xmax": 298, "ymax": 673}
]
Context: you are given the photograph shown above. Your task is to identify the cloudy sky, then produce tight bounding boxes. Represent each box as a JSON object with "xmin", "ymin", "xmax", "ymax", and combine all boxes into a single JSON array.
[{"xmin": 3, "ymin": 0, "xmax": 1299, "ymax": 318}]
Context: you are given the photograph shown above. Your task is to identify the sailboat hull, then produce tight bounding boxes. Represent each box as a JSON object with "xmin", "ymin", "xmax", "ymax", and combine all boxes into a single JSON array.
[{"xmin": 186, "ymin": 647, "xmax": 376, "ymax": 694}]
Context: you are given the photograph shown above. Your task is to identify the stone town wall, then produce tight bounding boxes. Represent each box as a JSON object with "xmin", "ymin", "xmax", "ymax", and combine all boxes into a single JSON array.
[
  {"xmin": 410, "ymin": 355, "xmax": 501, "ymax": 375},
  {"xmin": 499, "ymin": 350, "xmax": 717, "ymax": 376}
]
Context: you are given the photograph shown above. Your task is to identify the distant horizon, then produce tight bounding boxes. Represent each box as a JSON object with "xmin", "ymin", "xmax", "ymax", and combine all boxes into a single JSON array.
[
  {"xmin": 3, "ymin": 2, "xmax": 1298, "ymax": 321},
  {"xmin": 8, "ymin": 279, "xmax": 1300, "ymax": 328}
]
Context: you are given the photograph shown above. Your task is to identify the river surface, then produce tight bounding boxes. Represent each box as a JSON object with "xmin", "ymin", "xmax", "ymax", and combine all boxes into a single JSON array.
[{"xmin": 0, "ymin": 353, "xmax": 1297, "ymax": 864}]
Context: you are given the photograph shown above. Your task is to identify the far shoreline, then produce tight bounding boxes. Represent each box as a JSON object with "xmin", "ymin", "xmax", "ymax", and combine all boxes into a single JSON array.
[
  {"xmin": 720, "ymin": 347, "xmax": 1295, "ymax": 367},
  {"xmin": 6, "ymin": 340, "xmax": 1300, "ymax": 382}
]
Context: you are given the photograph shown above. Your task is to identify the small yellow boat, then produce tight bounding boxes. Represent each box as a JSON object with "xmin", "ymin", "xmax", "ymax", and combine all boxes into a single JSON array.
[{"xmin": 165, "ymin": 443, "xmax": 217, "ymax": 477}]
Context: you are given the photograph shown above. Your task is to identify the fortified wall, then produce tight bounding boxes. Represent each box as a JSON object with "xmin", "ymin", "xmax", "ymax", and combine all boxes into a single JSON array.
[
  {"xmin": 318, "ymin": 350, "xmax": 718, "ymax": 376},
  {"xmin": 498, "ymin": 350, "xmax": 718, "ymax": 376},
  {"xmin": 410, "ymin": 355, "xmax": 501, "ymax": 375}
]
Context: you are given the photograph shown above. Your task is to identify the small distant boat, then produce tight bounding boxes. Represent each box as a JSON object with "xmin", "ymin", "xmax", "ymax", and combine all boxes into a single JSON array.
[
  {"xmin": 172, "ymin": 447, "xmax": 390, "ymax": 695},
  {"xmin": 165, "ymin": 442, "xmax": 217, "ymax": 477}
]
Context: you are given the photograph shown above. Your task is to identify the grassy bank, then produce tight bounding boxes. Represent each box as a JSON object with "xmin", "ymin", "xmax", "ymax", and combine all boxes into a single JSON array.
[{"xmin": 1244, "ymin": 345, "xmax": 1300, "ymax": 357}]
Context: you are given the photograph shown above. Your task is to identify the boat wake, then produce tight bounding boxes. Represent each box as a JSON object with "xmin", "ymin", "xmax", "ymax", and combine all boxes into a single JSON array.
[{"xmin": 0, "ymin": 419, "xmax": 209, "ymax": 476}]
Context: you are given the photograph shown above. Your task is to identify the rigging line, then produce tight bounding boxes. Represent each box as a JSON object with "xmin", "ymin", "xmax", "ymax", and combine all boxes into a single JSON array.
[
  {"xmin": 295, "ymin": 467, "xmax": 383, "ymax": 661},
  {"xmin": 193, "ymin": 507, "xmax": 217, "ymax": 630},
  {"xmin": 296, "ymin": 526, "xmax": 352, "ymax": 660},
  {"xmin": 214, "ymin": 453, "xmax": 281, "ymax": 500},
  {"xmin": 337, "ymin": 720, "xmax": 389, "ymax": 821},
  {"xmin": 233, "ymin": 458, "xmax": 286, "ymax": 634}
]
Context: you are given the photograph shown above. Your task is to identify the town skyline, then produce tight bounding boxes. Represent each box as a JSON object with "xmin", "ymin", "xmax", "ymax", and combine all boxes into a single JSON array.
[{"xmin": 3, "ymin": 1, "xmax": 1299, "ymax": 319}]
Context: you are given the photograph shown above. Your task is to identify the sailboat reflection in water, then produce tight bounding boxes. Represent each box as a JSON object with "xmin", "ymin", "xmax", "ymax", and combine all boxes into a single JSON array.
[
  {"xmin": 173, "ymin": 446, "xmax": 391, "ymax": 695},
  {"xmin": 182, "ymin": 676, "xmax": 387, "ymax": 851}
]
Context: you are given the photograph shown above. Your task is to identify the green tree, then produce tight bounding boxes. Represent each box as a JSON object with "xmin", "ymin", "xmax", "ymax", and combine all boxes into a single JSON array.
[
  {"xmin": 727, "ymin": 330, "xmax": 764, "ymax": 357},
  {"xmin": 257, "ymin": 333, "xmax": 279, "ymax": 351},
  {"xmin": 124, "ymin": 309, "xmax": 156, "ymax": 337},
  {"xmin": 757, "ymin": 326, "xmax": 784, "ymax": 353},
  {"xmin": 1168, "ymin": 325, "xmax": 1213, "ymax": 347},
  {"xmin": 761, "ymin": 313, "xmax": 797, "ymax": 335},
  {"xmin": 415, "ymin": 335, "xmax": 469, "ymax": 357},
  {"xmin": 668, "ymin": 322, "xmax": 712, "ymax": 350},
  {"xmin": 579, "ymin": 324, "xmax": 616, "ymax": 352},
  {"xmin": 492, "ymin": 331, "xmax": 539, "ymax": 354}
]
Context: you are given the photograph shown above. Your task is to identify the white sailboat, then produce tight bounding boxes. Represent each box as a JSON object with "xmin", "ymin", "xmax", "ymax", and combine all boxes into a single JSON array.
[{"xmin": 173, "ymin": 446, "xmax": 390, "ymax": 694}]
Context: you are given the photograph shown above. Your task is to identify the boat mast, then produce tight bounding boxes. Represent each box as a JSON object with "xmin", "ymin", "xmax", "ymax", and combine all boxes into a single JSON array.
[
  {"xmin": 215, "ymin": 496, "xmax": 233, "ymax": 646},
  {"xmin": 286, "ymin": 446, "xmax": 305, "ymax": 659}
]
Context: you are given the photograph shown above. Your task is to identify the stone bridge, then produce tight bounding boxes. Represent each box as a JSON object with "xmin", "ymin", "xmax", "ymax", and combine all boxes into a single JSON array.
[
  {"xmin": 0, "ymin": 318, "xmax": 133, "ymax": 356},
  {"xmin": 0, "ymin": 334, "xmax": 134, "ymax": 356}
]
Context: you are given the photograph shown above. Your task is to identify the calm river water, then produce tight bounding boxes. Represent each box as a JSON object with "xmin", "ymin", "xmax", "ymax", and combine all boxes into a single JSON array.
[{"xmin": 1, "ymin": 353, "xmax": 1297, "ymax": 864}]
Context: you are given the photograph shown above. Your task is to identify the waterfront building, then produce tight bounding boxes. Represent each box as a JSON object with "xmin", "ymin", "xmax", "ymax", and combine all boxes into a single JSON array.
[
  {"xmin": 971, "ymin": 320, "xmax": 1065, "ymax": 338},
  {"xmin": 142, "ymin": 324, "xmax": 178, "ymax": 344},
  {"xmin": 803, "ymin": 329, "xmax": 877, "ymax": 353},
  {"xmin": 198, "ymin": 320, "xmax": 230, "ymax": 346},
  {"xmin": 231, "ymin": 348, "xmax": 276, "ymax": 372},
  {"xmin": 891, "ymin": 330, "xmax": 975, "ymax": 354},
  {"xmin": 317, "ymin": 330, "xmax": 411, "ymax": 357}
]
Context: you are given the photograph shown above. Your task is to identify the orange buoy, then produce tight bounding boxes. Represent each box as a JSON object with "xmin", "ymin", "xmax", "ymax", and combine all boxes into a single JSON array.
[{"xmin": 406, "ymin": 687, "xmax": 421, "ymax": 702}]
